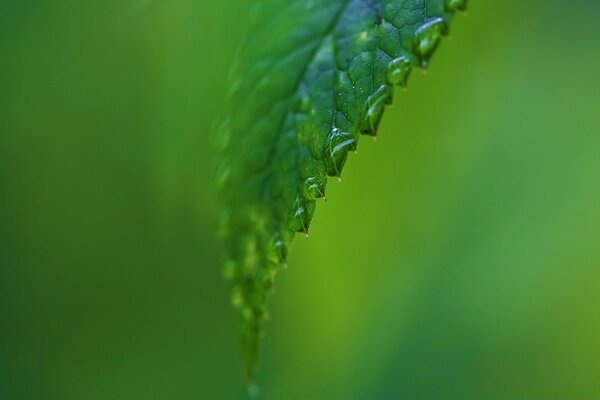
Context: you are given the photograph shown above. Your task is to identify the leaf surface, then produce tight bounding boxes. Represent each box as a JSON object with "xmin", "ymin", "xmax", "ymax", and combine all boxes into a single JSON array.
[{"xmin": 216, "ymin": 0, "xmax": 467, "ymax": 389}]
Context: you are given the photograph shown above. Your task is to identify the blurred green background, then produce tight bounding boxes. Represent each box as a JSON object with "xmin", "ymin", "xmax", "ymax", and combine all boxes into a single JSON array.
[{"xmin": 1, "ymin": 0, "xmax": 600, "ymax": 399}]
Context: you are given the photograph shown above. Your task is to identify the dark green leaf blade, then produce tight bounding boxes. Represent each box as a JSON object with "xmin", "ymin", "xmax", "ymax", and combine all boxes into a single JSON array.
[{"xmin": 216, "ymin": 0, "xmax": 466, "ymax": 389}]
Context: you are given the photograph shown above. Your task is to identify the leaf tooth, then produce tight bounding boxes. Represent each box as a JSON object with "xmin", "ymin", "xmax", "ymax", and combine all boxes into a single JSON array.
[
  {"xmin": 413, "ymin": 17, "xmax": 449, "ymax": 68},
  {"xmin": 267, "ymin": 231, "xmax": 289, "ymax": 266},
  {"xmin": 359, "ymin": 84, "xmax": 394, "ymax": 136},
  {"xmin": 322, "ymin": 127, "xmax": 357, "ymax": 177},
  {"xmin": 386, "ymin": 55, "xmax": 413, "ymax": 87},
  {"xmin": 299, "ymin": 156, "xmax": 328, "ymax": 201},
  {"xmin": 301, "ymin": 176, "xmax": 327, "ymax": 200},
  {"xmin": 445, "ymin": 0, "xmax": 468, "ymax": 12},
  {"xmin": 288, "ymin": 194, "xmax": 316, "ymax": 234}
]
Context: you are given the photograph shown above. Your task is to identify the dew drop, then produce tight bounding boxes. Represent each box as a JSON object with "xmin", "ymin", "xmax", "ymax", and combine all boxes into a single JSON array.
[
  {"xmin": 386, "ymin": 56, "xmax": 412, "ymax": 87},
  {"xmin": 267, "ymin": 232, "xmax": 288, "ymax": 265},
  {"xmin": 288, "ymin": 195, "xmax": 316, "ymax": 233},
  {"xmin": 322, "ymin": 127, "xmax": 357, "ymax": 177},
  {"xmin": 302, "ymin": 176, "xmax": 326, "ymax": 200},
  {"xmin": 360, "ymin": 84, "xmax": 393, "ymax": 136},
  {"xmin": 413, "ymin": 18, "xmax": 447, "ymax": 67},
  {"xmin": 445, "ymin": 0, "xmax": 468, "ymax": 12}
]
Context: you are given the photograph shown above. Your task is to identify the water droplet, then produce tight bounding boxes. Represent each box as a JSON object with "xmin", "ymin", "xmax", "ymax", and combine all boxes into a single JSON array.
[
  {"xmin": 322, "ymin": 127, "xmax": 357, "ymax": 177},
  {"xmin": 302, "ymin": 176, "xmax": 326, "ymax": 200},
  {"xmin": 445, "ymin": 0, "xmax": 468, "ymax": 12},
  {"xmin": 288, "ymin": 195, "xmax": 316, "ymax": 233},
  {"xmin": 386, "ymin": 56, "xmax": 412, "ymax": 87},
  {"xmin": 360, "ymin": 85, "xmax": 393, "ymax": 136},
  {"xmin": 267, "ymin": 232, "xmax": 288, "ymax": 264},
  {"xmin": 413, "ymin": 18, "xmax": 448, "ymax": 67}
]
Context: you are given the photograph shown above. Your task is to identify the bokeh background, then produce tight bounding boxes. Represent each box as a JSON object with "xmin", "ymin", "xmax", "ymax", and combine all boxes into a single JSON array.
[{"xmin": 1, "ymin": 0, "xmax": 600, "ymax": 398}]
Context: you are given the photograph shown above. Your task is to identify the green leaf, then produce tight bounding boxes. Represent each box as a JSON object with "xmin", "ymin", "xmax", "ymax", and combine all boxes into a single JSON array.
[{"xmin": 216, "ymin": 0, "xmax": 467, "ymax": 390}]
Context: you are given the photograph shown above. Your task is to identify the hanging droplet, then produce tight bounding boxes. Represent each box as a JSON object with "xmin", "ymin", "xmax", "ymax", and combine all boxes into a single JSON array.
[
  {"xmin": 413, "ymin": 18, "xmax": 448, "ymax": 67},
  {"xmin": 386, "ymin": 56, "xmax": 412, "ymax": 87},
  {"xmin": 288, "ymin": 195, "xmax": 316, "ymax": 233},
  {"xmin": 360, "ymin": 84, "xmax": 393, "ymax": 136},
  {"xmin": 322, "ymin": 127, "xmax": 357, "ymax": 177},
  {"xmin": 445, "ymin": 0, "xmax": 468, "ymax": 12},
  {"xmin": 267, "ymin": 232, "xmax": 288, "ymax": 265},
  {"xmin": 302, "ymin": 176, "xmax": 326, "ymax": 200}
]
